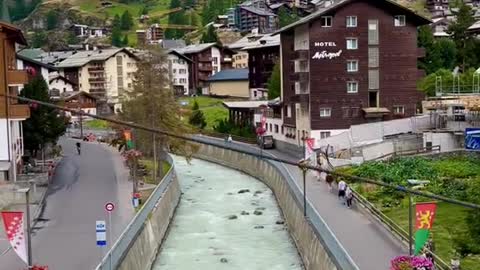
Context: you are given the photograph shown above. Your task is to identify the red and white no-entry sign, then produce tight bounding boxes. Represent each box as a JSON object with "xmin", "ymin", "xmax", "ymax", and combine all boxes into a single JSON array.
[{"xmin": 105, "ymin": 202, "xmax": 115, "ymax": 212}]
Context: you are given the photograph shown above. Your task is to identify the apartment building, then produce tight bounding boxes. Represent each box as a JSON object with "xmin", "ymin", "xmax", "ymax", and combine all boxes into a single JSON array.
[
  {"xmin": 242, "ymin": 34, "xmax": 280, "ymax": 100},
  {"xmin": 54, "ymin": 48, "xmax": 138, "ymax": 113},
  {"xmin": 70, "ymin": 24, "xmax": 108, "ymax": 38},
  {"xmin": 275, "ymin": 0, "xmax": 430, "ymax": 146},
  {"xmin": 176, "ymin": 43, "xmax": 233, "ymax": 94},
  {"xmin": 167, "ymin": 50, "xmax": 191, "ymax": 96},
  {"xmin": 0, "ymin": 22, "xmax": 30, "ymax": 181},
  {"xmin": 136, "ymin": 24, "xmax": 165, "ymax": 46}
]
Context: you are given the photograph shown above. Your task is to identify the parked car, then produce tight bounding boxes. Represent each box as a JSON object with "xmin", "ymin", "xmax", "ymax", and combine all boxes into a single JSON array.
[{"xmin": 257, "ymin": 135, "xmax": 275, "ymax": 149}]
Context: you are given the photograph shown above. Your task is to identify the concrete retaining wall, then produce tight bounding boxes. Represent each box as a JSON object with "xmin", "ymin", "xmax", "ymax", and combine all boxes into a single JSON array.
[
  {"xmin": 117, "ymin": 176, "xmax": 181, "ymax": 270},
  {"xmin": 194, "ymin": 144, "xmax": 342, "ymax": 270}
]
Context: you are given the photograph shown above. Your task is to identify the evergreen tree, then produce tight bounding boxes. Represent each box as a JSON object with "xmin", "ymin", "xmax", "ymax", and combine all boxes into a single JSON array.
[
  {"xmin": 278, "ymin": 7, "xmax": 299, "ymax": 28},
  {"xmin": 189, "ymin": 100, "xmax": 207, "ymax": 129},
  {"xmin": 111, "ymin": 27, "xmax": 123, "ymax": 47},
  {"xmin": 201, "ymin": 25, "xmax": 218, "ymax": 43},
  {"xmin": 122, "ymin": 34, "xmax": 129, "ymax": 46},
  {"xmin": 20, "ymin": 76, "xmax": 67, "ymax": 156},
  {"xmin": 1, "ymin": 0, "xmax": 11, "ymax": 22},
  {"xmin": 112, "ymin": 14, "xmax": 121, "ymax": 29},
  {"xmin": 267, "ymin": 63, "xmax": 281, "ymax": 99},
  {"xmin": 447, "ymin": 2, "xmax": 475, "ymax": 69},
  {"xmin": 31, "ymin": 31, "xmax": 47, "ymax": 48},
  {"xmin": 66, "ymin": 32, "xmax": 79, "ymax": 45},
  {"xmin": 121, "ymin": 11, "xmax": 134, "ymax": 30},
  {"xmin": 434, "ymin": 38, "xmax": 457, "ymax": 71},
  {"xmin": 46, "ymin": 10, "xmax": 58, "ymax": 30}
]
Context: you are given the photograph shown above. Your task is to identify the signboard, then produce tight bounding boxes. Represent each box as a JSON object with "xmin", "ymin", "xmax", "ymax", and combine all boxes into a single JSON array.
[
  {"xmin": 105, "ymin": 202, "xmax": 115, "ymax": 212},
  {"xmin": 96, "ymin": 220, "xmax": 107, "ymax": 246},
  {"xmin": 312, "ymin": 41, "xmax": 342, "ymax": 60},
  {"xmin": 465, "ymin": 128, "xmax": 480, "ymax": 150}
]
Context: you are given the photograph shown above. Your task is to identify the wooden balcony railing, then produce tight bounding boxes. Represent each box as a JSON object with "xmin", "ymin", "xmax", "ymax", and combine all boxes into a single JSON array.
[{"xmin": 7, "ymin": 70, "xmax": 28, "ymax": 85}]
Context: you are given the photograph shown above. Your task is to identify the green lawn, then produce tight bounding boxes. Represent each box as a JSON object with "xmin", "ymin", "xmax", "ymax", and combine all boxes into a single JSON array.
[
  {"xmin": 384, "ymin": 203, "xmax": 479, "ymax": 269},
  {"xmin": 179, "ymin": 96, "xmax": 230, "ymax": 129},
  {"xmin": 140, "ymin": 159, "xmax": 171, "ymax": 184},
  {"xmin": 84, "ymin": 119, "xmax": 110, "ymax": 129}
]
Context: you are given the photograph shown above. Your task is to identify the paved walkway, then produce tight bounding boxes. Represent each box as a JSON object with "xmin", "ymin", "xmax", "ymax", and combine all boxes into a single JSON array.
[
  {"xmin": 197, "ymin": 136, "xmax": 406, "ymax": 270},
  {"xmin": 0, "ymin": 138, "xmax": 134, "ymax": 270}
]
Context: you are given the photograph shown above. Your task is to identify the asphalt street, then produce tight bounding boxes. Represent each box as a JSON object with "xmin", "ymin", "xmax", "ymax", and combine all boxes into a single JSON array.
[{"xmin": 0, "ymin": 138, "xmax": 134, "ymax": 270}]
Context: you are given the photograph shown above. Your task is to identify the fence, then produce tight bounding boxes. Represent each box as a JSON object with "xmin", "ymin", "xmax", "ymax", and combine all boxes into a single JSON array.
[
  {"xmin": 95, "ymin": 155, "xmax": 175, "ymax": 270},
  {"xmin": 352, "ymin": 190, "xmax": 450, "ymax": 270}
]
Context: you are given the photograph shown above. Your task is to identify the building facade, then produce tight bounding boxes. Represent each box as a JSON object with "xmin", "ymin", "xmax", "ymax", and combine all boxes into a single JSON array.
[
  {"xmin": 0, "ymin": 22, "xmax": 30, "ymax": 181},
  {"xmin": 277, "ymin": 0, "xmax": 430, "ymax": 146},
  {"xmin": 167, "ymin": 50, "xmax": 191, "ymax": 96},
  {"xmin": 236, "ymin": 6, "xmax": 278, "ymax": 33},
  {"xmin": 176, "ymin": 43, "xmax": 233, "ymax": 94},
  {"xmin": 207, "ymin": 69, "xmax": 250, "ymax": 98}
]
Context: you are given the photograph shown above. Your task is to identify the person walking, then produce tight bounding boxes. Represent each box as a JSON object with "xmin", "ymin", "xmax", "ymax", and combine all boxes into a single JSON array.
[
  {"xmin": 346, "ymin": 185, "xmax": 354, "ymax": 208},
  {"xmin": 325, "ymin": 173, "xmax": 334, "ymax": 191},
  {"xmin": 338, "ymin": 180, "xmax": 347, "ymax": 203},
  {"xmin": 227, "ymin": 134, "xmax": 233, "ymax": 143},
  {"xmin": 76, "ymin": 142, "xmax": 81, "ymax": 155}
]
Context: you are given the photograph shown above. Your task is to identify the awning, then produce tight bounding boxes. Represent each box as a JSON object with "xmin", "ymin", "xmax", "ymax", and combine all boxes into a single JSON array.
[
  {"xmin": 0, "ymin": 161, "xmax": 11, "ymax": 171},
  {"xmin": 362, "ymin": 107, "xmax": 390, "ymax": 118}
]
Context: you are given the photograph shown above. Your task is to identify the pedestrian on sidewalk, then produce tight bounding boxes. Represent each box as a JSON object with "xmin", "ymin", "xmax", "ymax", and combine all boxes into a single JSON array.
[
  {"xmin": 338, "ymin": 180, "xmax": 347, "ymax": 203},
  {"xmin": 346, "ymin": 185, "xmax": 353, "ymax": 208},
  {"xmin": 227, "ymin": 134, "xmax": 233, "ymax": 143},
  {"xmin": 325, "ymin": 173, "xmax": 334, "ymax": 191}
]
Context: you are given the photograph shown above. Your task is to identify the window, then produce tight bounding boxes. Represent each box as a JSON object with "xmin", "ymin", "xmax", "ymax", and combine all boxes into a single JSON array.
[
  {"xmin": 368, "ymin": 47, "xmax": 379, "ymax": 68},
  {"xmin": 347, "ymin": 81, "xmax": 358, "ymax": 93},
  {"xmin": 320, "ymin": 132, "xmax": 331, "ymax": 139},
  {"xmin": 180, "ymin": 78, "xmax": 186, "ymax": 83},
  {"xmin": 173, "ymin": 78, "xmax": 177, "ymax": 83},
  {"xmin": 275, "ymin": 124, "xmax": 279, "ymax": 133},
  {"xmin": 287, "ymin": 105, "xmax": 292, "ymax": 118},
  {"xmin": 342, "ymin": 107, "xmax": 350, "ymax": 118},
  {"xmin": 281, "ymin": 126, "xmax": 284, "ymax": 134},
  {"xmin": 173, "ymin": 69, "xmax": 177, "ymax": 74},
  {"xmin": 346, "ymin": 38, "xmax": 358, "ymax": 50},
  {"xmin": 346, "ymin": 16, "xmax": 357, "ymax": 27},
  {"xmin": 252, "ymin": 67, "xmax": 256, "ymax": 74},
  {"xmin": 393, "ymin": 105, "xmax": 405, "ymax": 115},
  {"xmin": 347, "ymin": 60, "xmax": 358, "ymax": 72},
  {"xmin": 63, "ymin": 87, "xmax": 66, "ymax": 93},
  {"xmin": 213, "ymin": 57, "xmax": 218, "ymax": 64},
  {"xmin": 269, "ymin": 124, "xmax": 272, "ymax": 132},
  {"xmin": 351, "ymin": 107, "xmax": 360, "ymax": 117},
  {"xmin": 368, "ymin": 69, "xmax": 379, "ymax": 89},
  {"xmin": 179, "ymin": 59, "xmax": 184, "ymax": 64},
  {"xmin": 394, "ymin": 15, "xmax": 406, "ymax": 27},
  {"xmin": 319, "ymin": 107, "xmax": 331, "ymax": 118},
  {"xmin": 321, "ymin": 16, "xmax": 332, "ymax": 27},
  {"xmin": 368, "ymin": 20, "xmax": 379, "ymax": 45},
  {"xmin": 253, "ymin": 90, "xmax": 257, "ymax": 97},
  {"xmin": 127, "ymin": 83, "xmax": 132, "ymax": 88}
]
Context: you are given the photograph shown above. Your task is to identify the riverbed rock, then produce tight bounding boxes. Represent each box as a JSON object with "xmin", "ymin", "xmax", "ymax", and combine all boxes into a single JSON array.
[
  {"xmin": 220, "ymin": 258, "xmax": 228, "ymax": 263},
  {"xmin": 254, "ymin": 225, "xmax": 264, "ymax": 229},
  {"xmin": 255, "ymin": 190, "xmax": 263, "ymax": 194},
  {"xmin": 227, "ymin": 215, "xmax": 238, "ymax": 220},
  {"xmin": 240, "ymin": 211, "xmax": 249, "ymax": 215},
  {"xmin": 227, "ymin": 192, "xmax": 234, "ymax": 195},
  {"xmin": 255, "ymin": 207, "xmax": 266, "ymax": 211},
  {"xmin": 276, "ymin": 220, "xmax": 285, "ymax": 225},
  {"xmin": 238, "ymin": 189, "xmax": 250, "ymax": 194},
  {"xmin": 253, "ymin": 210, "xmax": 263, "ymax": 215}
]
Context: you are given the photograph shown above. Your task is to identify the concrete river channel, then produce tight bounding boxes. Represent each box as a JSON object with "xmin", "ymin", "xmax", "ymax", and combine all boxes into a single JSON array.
[{"xmin": 152, "ymin": 157, "xmax": 303, "ymax": 270}]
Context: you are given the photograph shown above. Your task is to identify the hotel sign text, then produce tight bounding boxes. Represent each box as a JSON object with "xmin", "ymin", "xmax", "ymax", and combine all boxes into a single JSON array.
[{"xmin": 312, "ymin": 41, "xmax": 342, "ymax": 60}]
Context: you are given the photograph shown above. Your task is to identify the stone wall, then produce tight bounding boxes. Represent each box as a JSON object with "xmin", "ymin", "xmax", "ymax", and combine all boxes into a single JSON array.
[
  {"xmin": 194, "ymin": 144, "xmax": 345, "ymax": 270},
  {"xmin": 116, "ymin": 176, "xmax": 181, "ymax": 270}
]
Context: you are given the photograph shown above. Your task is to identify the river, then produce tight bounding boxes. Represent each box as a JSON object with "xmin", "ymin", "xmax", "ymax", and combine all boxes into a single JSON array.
[{"xmin": 152, "ymin": 157, "xmax": 303, "ymax": 270}]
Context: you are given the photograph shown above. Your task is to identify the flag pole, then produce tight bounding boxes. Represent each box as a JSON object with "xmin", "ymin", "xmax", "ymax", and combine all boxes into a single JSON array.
[{"xmin": 26, "ymin": 188, "xmax": 32, "ymax": 269}]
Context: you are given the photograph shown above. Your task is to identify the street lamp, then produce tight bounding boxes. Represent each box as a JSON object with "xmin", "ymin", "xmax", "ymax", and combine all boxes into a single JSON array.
[
  {"xmin": 407, "ymin": 179, "xmax": 430, "ymax": 256},
  {"xmin": 16, "ymin": 187, "xmax": 32, "ymax": 269}
]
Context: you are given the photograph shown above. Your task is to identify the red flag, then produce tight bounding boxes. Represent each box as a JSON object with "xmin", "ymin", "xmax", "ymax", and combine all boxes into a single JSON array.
[
  {"xmin": 415, "ymin": 202, "xmax": 437, "ymax": 230},
  {"xmin": 1, "ymin": 211, "xmax": 28, "ymax": 264}
]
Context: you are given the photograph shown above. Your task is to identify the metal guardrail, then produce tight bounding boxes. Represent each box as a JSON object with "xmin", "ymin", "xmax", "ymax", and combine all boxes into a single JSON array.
[
  {"xmin": 199, "ymin": 130, "xmax": 257, "ymax": 144},
  {"xmin": 351, "ymin": 190, "xmax": 451, "ymax": 270},
  {"xmin": 95, "ymin": 155, "xmax": 175, "ymax": 270},
  {"xmin": 372, "ymin": 145, "xmax": 442, "ymax": 161}
]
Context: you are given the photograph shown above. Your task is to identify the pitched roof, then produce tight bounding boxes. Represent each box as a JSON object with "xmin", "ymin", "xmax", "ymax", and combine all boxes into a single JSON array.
[
  {"xmin": 55, "ymin": 48, "xmax": 137, "ymax": 68},
  {"xmin": 62, "ymin": 91, "xmax": 97, "ymax": 101},
  {"xmin": 208, "ymin": 68, "xmax": 249, "ymax": 82},
  {"xmin": 0, "ymin": 21, "xmax": 27, "ymax": 45},
  {"xmin": 240, "ymin": 6, "xmax": 277, "ymax": 17},
  {"xmin": 274, "ymin": 0, "xmax": 431, "ymax": 35},
  {"xmin": 161, "ymin": 39, "xmax": 186, "ymax": 49},
  {"xmin": 49, "ymin": 75, "xmax": 77, "ymax": 85},
  {"xmin": 227, "ymin": 33, "xmax": 265, "ymax": 50},
  {"xmin": 241, "ymin": 34, "xmax": 280, "ymax": 50},
  {"xmin": 223, "ymin": 100, "xmax": 268, "ymax": 109},
  {"xmin": 16, "ymin": 53, "xmax": 58, "ymax": 71},
  {"xmin": 36, "ymin": 51, "xmax": 77, "ymax": 65},
  {"xmin": 18, "ymin": 48, "xmax": 46, "ymax": 59},
  {"xmin": 167, "ymin": 50, "xmax": 193, "ymax": 62},
  {"xmin": 175, "ymin": 43, "xmax": 218, "ymax": 54}
]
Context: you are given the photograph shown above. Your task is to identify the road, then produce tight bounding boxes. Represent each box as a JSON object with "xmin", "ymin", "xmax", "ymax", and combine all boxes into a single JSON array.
[
  {"xmin": 0, "ymin": 138, "xmax": 134, "ymax": 270},
  {"xmin": 196, "ymin": 135, "xmax": 405, "ymax": 270}
]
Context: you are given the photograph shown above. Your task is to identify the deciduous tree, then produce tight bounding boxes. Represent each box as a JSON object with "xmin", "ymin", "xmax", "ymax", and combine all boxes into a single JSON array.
[{"xmin": 267, "ymin": 63, "xmax": 281, "ymax": 99}]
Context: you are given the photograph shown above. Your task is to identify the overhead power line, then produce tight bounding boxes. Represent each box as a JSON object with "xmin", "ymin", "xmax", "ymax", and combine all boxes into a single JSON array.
[{"xmin": 2, "ymin": 93, "xmax": 480, "ymax": 210}]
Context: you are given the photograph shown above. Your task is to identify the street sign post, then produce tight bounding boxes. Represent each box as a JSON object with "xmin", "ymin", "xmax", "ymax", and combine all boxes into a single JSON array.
[
  {"xmin": 104, "ymin": 202, "xmax": 115, "ymax": 248},
  {"xmin": 96, "ymin": 220, "xmax": 106, "ymax": 247}
]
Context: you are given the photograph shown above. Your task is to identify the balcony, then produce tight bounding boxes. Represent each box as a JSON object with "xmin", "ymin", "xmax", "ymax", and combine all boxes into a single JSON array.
[
  {"xmin": 88, "ymin": 66, "xmax": 105, "ymax": 73},
  {"xmin": 290, "ymin": 72, "xmax": 309, "ymax": 82},
  {"xmin": 8, "ymin": 104, "xmax": 30, "ymax": 119},
  {"xmin": 198, "ymin": 56, "xmax": 212, "ymax": 62},
  {"xmin": 199, "ymin": 65, "xmax": 213, "ymax": 72},
  {"xmin": 7, "ymin": 70, "xmax": 28, "ymax": 85},
  {"xmin": 89, "ymin": 77, "xmax": 106, "ymax": 83},
  {"xmin": 295, "ymin": 82, "xmax": 309, "ymax": 95},
  {"xmin": 294, "ymin": 50, "xmax": 309, "ymax": 60},
  {"xmin": 417, "ymin": 47, "xmax": 426, "ymax": 58},
  {"xmin": 289, "ymin": 94, "xmax": 309, "ymax": 104}
]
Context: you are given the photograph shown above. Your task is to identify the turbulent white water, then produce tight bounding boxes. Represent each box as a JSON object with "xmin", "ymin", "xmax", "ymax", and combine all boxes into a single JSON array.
[{"xmin": 152, "ymin": 157, "xmax": 303, "ymax": 270}]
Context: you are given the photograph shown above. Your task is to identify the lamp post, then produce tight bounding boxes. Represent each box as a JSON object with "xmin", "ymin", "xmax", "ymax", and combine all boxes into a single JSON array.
[
  {"xmin": 407, "ymin": 179, "xmax": 430, "ymax": 256},
  {"xmin": 16, "ymin": 187, "xmax": 32, "ymax": 269}
]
